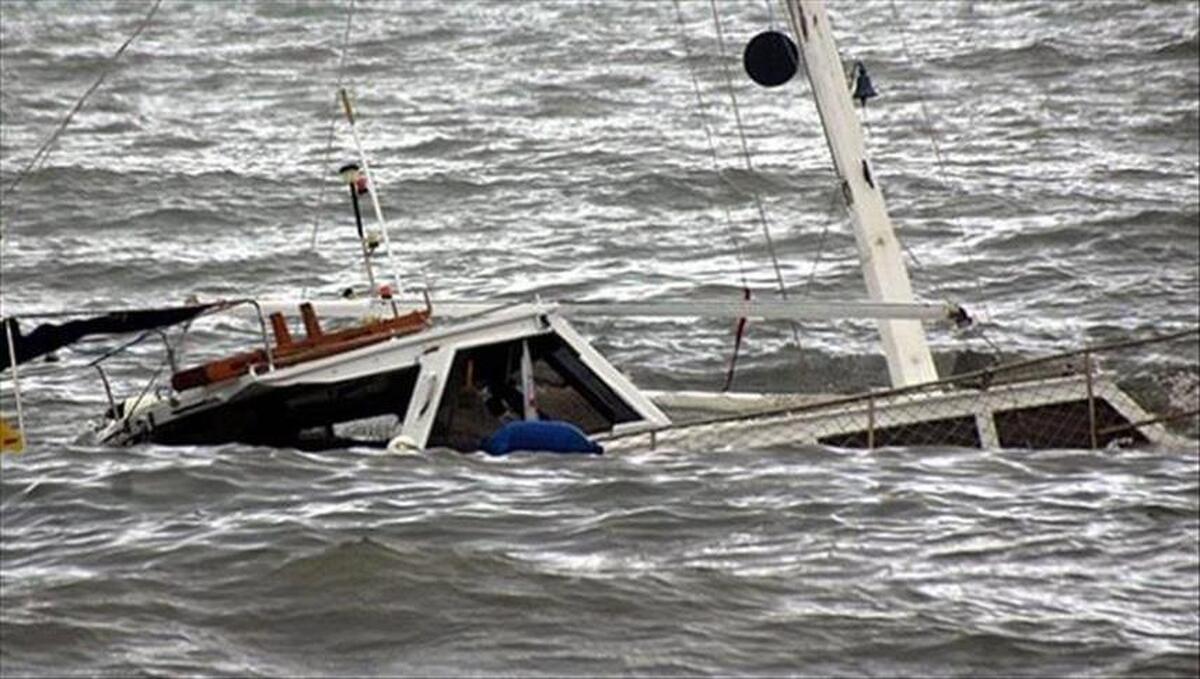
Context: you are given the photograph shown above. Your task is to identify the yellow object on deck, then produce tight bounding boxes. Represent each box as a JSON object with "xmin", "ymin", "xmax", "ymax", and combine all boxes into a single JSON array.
[{"xmin": 1, "ymin": 416, "xmax": 24, "ymax": 453}]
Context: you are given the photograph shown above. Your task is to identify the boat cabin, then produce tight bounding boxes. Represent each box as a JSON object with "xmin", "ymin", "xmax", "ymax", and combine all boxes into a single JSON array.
[{"xmin": 97, "ymin": 303, "xmax": 669, "ymax": 451}]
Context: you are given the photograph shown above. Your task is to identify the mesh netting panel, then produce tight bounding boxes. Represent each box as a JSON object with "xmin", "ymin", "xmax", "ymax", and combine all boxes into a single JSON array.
[{"xmin": 604, "ymin": 329, "xmax": 1198, "ymax": 452}]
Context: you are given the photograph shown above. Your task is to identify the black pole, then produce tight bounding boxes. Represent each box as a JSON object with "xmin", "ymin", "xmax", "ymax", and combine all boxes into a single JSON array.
[
  {"xmin": 339, "ymin": 162, "xmax": 376, "ymax": 293},
  {"xmin": 348, "ymin": 183, "xmax": 365, "ymax": 241}
]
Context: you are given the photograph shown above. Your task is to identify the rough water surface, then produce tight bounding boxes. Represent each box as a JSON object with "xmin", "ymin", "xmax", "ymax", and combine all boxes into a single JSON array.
[{"xmin": 1, "ymin": 0, "xmax": 1197, "ymax": 676}]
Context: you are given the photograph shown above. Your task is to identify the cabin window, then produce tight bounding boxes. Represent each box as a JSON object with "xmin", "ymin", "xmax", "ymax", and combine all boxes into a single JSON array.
[
  {"xmin": 154, "ymin": 365, "xmax": 419, "ymax": 450},
  {"xmin": 993, "ymin": 399, "xmax": 1147, "ymax": 449},
  {"xmin": 427, "ymin": 333, "xmax": 640, "ymax": 451},
  {"xmin": 281, "ymin": 366, "xmax": 419, "ymax": 425},
  {"xmin": 818, "ymin": 415, "xmax": 981, "ymax": 448},
  {"xmin": 286, "ymin": 366, "xmax": 419, "ymax": 447}
]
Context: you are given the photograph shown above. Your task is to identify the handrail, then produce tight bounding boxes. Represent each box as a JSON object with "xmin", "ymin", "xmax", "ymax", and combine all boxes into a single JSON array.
[
  {"xmin": 608, "ymin": 326, "xmax": 1200, "ymax": 440},
  {"xmin": 153, "ymin": 328, "xmax": 178, "ymax": 375},
  {"xmin": 95, "ymin": 364, "xmax": 116, "ymax": 416},
  {"xmin": 239, "ymin": 298, "xmax": 275, "ymax": 372}
]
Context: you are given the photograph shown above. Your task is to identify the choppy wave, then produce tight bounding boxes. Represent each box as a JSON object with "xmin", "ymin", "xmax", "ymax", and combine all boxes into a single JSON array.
[{"xmin": 0, "ymin": 445, "xmax": 1197, "ymax": 676}]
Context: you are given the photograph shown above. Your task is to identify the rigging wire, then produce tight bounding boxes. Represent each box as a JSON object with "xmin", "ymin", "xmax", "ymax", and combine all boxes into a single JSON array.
[
  {"xmin": 706, "ymin": 0, "xmax": 791, "ymax": 301},
  {"xmin": 886, "ymin": 2, "xmax": 986, "ymax": 309},
  {"xmin": 0, "ymin": 0, "xmax": 164, "ymax": 206},
  {"xmin": 80, "ymin": 328, "xmax": 156, "ymax": 368},
  {"xmin": 768, "ymin": 11, "xmax": 853, "ymax": 300},
  {"xmin": 303, "ymin": 0, "xmax": 356, "ymax": 299},
  {"xmin": 0, "ymin": 0, "xmax": 163, "ymax": 323},
  {"xmin": 670, "ymin": 0, "xmax": 751, "ymax": 291},
  {"xmin": 803, "ymin": 184, "xmax": 848, "ymax": 294},
  {"xmin": 671, "ymin": 0, "xmax": 754, "ymax": 391},
  {"xmin": 0, "ymin": 0, "xmax": 163, "ymax": 357},
  {"xmin": 309, "ymin": 0, "xmax": 356, "ymax": 252},
  {"xmin": 763, "ymin": 0, "xmax": 776, "ymax": 30},
  {"xmin": 887, "ymin": 0, "xmax": 1000, "ymax": 356},
  {"xmin": 705, "ymin": 0, "xmax": 805, "ymax": 362}
]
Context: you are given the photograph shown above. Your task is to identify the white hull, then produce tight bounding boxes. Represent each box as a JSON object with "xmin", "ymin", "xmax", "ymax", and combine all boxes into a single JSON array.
[{"xmin": 97, "ymin": 301, "xmax": 1190, "ymax": 454}]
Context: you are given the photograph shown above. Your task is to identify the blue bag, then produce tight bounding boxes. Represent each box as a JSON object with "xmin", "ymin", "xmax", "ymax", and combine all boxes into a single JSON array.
[{"xmin": 481, "ymin": 421, "xmax": 604, "ymax": 456}]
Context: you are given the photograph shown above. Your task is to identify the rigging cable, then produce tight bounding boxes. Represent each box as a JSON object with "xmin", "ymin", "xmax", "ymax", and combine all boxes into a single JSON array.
[
  {"xmin": 706, "ymin": 0, "xmax": 792, "ymax": 306},
  {"xmin": 0, "ymin": 0, "xmax": 164, "ymax": 207},
  {"xmin": 803, "ymin": 184, "xmax": 849, "ymax": 294},
  {"xmin": 770, "ymin": 14, "xmax": 876, "ymax": 302},
  {"xmin": 303, "ymin": 0, "xmax": 356, "ymax": 298},
  {"xmin": 706, "ymin": 0, "xmax": 805, "ymax": 372},
  {"xmin": 670, "ymin": 0, "xmax": 751, "ymax": 290},
  {"xmin": 886, "ymin": 1, "xmax": 984, "ymax": 299},
  {"xmin": 0, "ymin": 1, "xmax": 291, "ymax": 305},
  {"xmin": 0, "ymin": 0, "xmax": 163, "ymax": 383},
  {"xmin": 887, "ymin": 0, "xmax": 1000, "ymax": 358},
  {"xmin": 670, "ymin": 0, "xmax": 753, "ymax": 391}
]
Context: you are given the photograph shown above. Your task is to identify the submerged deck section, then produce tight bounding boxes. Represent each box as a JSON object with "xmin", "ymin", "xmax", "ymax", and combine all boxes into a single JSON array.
[{"xmin": 605, "ymin": 329, "xmax": 1199, "ymax": 452}]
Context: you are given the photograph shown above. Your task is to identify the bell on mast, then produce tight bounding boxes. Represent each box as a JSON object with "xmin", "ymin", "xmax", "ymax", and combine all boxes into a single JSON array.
[{"xmin": 850, "ymin": 61, "xmax": 878, "ymax": 106}]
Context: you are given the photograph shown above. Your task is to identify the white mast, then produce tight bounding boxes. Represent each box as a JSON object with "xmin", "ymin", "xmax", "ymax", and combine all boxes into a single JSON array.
[{"xmin": 783, "ymin": 0, "xmax": 939, "ymax": 388}]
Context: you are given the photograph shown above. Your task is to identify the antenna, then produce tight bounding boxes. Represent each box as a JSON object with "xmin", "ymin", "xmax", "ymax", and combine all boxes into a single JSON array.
[{"xmin": 338, "ymin": 88, "xmax": 404, "ymax": 302}]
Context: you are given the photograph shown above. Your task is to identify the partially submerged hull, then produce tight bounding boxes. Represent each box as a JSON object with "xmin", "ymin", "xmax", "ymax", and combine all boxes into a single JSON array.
[
  {"xmin": 98, "ymin": 302, "xmax": 1196, "ymax": 453},
  {"xmin": 612, "ymin": 328, "xmax": 1198, "ymax": 452}
]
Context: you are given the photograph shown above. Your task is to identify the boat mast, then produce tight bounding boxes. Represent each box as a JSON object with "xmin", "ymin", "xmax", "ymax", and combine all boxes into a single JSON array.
[{"xmin": 783, "ymin": 0, "xmax": 938, "ymax": 388}]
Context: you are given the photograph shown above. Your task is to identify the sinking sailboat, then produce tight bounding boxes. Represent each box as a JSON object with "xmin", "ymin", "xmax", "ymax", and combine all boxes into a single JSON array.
[{"xmin": 4, "ymin": 0, "xmax": 1197, "ymax": 454}]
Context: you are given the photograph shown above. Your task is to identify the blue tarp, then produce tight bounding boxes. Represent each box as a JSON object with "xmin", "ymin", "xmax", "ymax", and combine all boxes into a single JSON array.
[{"xmin": 481, "ymin": 421, "xmax": 603, "ymax": 456}]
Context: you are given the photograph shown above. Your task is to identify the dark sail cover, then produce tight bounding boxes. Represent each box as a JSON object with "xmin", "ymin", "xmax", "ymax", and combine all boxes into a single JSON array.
[{"xmin": 1, "ymin": 304, "xmax": 216, "ymax": 371}]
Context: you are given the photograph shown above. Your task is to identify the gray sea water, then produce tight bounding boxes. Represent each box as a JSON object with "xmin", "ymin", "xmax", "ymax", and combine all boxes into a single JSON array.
[{"xmin": 1, "ymin": 0, "xmax": 1198, "ymax": 676}]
